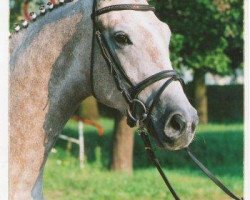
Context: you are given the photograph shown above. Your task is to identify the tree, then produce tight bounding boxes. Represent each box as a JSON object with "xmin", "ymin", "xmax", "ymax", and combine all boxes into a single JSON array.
[
  {"xmin": 111, "ymin": 113, "xmax": 134, "ymax": 174},
  {"xmin": 151, "ymin": 0, "xmax": 243, "ymax": 123}
]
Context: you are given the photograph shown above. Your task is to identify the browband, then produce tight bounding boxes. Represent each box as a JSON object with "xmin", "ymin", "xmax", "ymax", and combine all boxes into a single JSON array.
[{"xmin": 91, "ymin": 4, "xmax": 155, "ymax": 18}]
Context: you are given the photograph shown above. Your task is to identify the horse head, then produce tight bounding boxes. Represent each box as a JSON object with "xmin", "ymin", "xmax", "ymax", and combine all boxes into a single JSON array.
[{"xmin": 92, "ymin": 0, "xmax": 199, "ymax": 150}]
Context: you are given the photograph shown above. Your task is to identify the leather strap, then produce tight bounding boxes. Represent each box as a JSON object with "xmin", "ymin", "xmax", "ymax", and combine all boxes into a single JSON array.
[
  {"xmin": 186, "ymin": 148, "xmax": 243, "ymax": 200},
  {"xmin": 92, "ymin": 4, "xmax": 155, "ymax": 18},
  {"xmin": 95, "ymin": 30, "xmax": 134, "ymax": 88},
  {"xmin": 95, "ymin": 30, "xmax": 133, "ymax": 104},
  {"xmin": 139, "ymin": 129, "xmax": 180, "ymax": 200},
  {"xmin": 147, "ymin": 77, "xmax": 180, "ymax": 118},
  {"xmin": 90, "ymin": 0, "xmax": 98, "ymax": 99},
  {"xmin": 129, "ymin": 70, "xmax": 177, "ymax": 99},
  {"xmin": 140, "ymin": 129, "xmax": 243, "ymax": 200}
]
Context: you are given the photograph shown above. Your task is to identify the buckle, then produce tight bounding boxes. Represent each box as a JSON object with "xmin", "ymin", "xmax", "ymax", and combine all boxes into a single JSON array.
[{"xmin": 127, "ymin": 99, "xmax": 148, "ymax": 127}]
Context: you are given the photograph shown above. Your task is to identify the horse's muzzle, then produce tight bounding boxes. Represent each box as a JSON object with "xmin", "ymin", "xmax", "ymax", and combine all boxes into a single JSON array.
[{"xmin": 163, "ymin": 108, "xmax": 199, "ymax": 150}]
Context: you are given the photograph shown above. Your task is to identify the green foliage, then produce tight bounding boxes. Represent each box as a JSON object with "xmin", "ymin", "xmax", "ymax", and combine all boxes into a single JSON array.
[
  {"xmin": 9, "ymin": 0, "xmax": 43, "ymax": 30},
  {"xmin": 151, "ymin": 0, "xmax": 243, "ymax": 75},
  {"xmin": 9, "ymin": 0, "xmax": 23, "ymax": 30},
  {"xmin": 44, "ymin": 121, "xmax": 243, "ymax": 199},
  {"xmin": 169, "ymin": 34, "xmax": 185, "ymax": 68}
]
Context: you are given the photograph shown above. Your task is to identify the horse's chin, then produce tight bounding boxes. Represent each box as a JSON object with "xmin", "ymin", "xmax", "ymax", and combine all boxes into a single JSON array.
[
  {"xmin": 153, "ymin": 140, "xmax": 191, "ymax": 151},
  {"xmin": 160, "ymin": 136, "xmax": 194, "ymax": 151},
  {"xmin": 146, "ymin": 121, "xmax": 195, "ymax": 151}
]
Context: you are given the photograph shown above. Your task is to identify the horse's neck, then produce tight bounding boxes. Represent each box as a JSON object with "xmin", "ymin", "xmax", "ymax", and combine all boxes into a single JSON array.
[{"xmin": 9, "ymin": 0, "xmax": 94, "ymax": 137}]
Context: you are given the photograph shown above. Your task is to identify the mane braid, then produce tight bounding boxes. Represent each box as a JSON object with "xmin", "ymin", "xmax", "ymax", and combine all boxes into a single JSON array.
[{"xmin": 10, "ymin": 0, "xmax": 74, "ymax": 37}]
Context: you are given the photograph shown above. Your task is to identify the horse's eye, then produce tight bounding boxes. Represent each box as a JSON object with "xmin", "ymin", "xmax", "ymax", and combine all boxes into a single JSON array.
[{"xmin": 114, "ymin": 32, "xmax": 132, "ymax": 45}]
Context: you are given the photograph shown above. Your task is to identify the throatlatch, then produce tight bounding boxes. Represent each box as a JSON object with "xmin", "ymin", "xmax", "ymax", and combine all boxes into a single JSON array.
[{"xmin": 91, "ymin": 1, "xmax": 243, "ymax": 200}]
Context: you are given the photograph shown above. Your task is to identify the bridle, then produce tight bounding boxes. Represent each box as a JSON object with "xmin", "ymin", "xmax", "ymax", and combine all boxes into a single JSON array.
[
  {"xmin": 90, "ymin": 2, "xmax": 184, "ymax": 132},
  {"xmin": 90, "ymin": 1, "xmax": 243, "ymax": 200}
]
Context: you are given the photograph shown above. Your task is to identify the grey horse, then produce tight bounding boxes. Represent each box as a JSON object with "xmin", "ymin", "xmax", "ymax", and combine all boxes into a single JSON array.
[{"xmin": 9, "ymin": 0, "xmax": 198, "ymax": 199}]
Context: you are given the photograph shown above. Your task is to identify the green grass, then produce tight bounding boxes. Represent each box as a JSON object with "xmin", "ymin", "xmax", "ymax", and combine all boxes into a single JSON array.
[{"xmin": 44, "ymin": 120, "xmax": 243, "ymax": 200}]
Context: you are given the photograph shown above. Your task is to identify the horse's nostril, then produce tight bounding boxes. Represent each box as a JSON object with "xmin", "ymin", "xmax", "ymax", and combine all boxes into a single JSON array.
[
  {"xmin": 170, "ymin": 114, "xmax": 186, "ymax": 132},
  {"xmin": 191, "ymin": 122, "xmax": 196, "ymax": 133},
  {"xmin": 170, "ymin": 117, "xmax": 180, "ymax": 131}
]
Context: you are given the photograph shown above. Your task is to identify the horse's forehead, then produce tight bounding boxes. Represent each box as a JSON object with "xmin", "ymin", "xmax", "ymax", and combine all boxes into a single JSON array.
[{"xmin": 99, "ymin": 11, "xmax": 160, "ymax": 32}]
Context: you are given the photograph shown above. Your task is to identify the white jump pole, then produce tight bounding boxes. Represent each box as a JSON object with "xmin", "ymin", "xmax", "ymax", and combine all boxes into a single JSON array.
[{"xmin": 78, "ymin": 121, "xmax": 84, "ymax": 168}]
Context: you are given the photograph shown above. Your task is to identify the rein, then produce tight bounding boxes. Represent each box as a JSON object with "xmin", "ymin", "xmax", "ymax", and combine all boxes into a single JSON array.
[{"xmin": 90, "ymin": 1, "xmax": 243, "ymax": 200}]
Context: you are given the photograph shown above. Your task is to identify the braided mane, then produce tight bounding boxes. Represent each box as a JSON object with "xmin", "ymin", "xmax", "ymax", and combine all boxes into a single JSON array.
[{"xmin": 10, "ymin": 0, "xmax": 75, "ymax": 37}]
